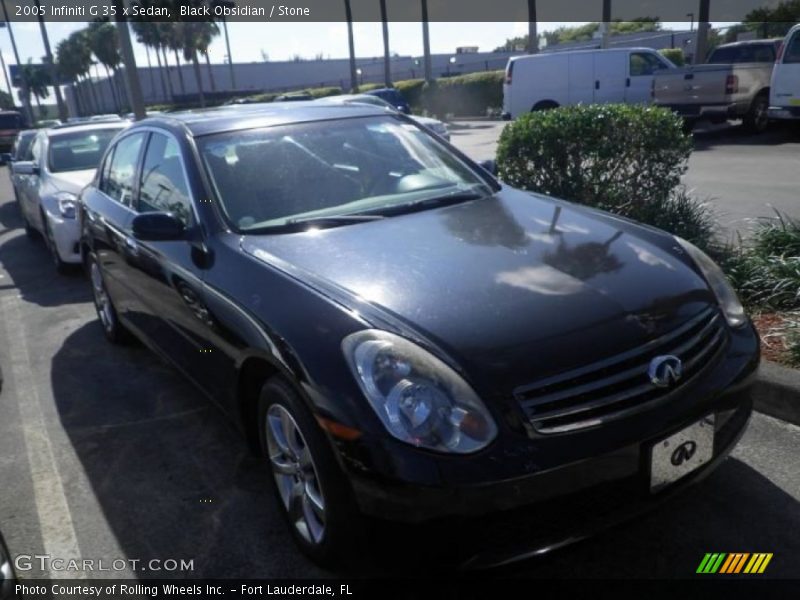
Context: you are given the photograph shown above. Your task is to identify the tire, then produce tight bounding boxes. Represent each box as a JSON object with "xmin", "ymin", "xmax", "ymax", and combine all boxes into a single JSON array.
[
  {"xmin": 743, "ymin": 94, "xmax": 769, "ymax": 134},
  {"xmin": 532, "ymin": 100, "xmax": 559, "ymax": 112},
  {"xmin": 88, "ymin": 252, "xmax": 131, "ymax": 344},
  {"xmin": 42, "ymin": 216, "xmax": 70, "ymax": 274},
  {"xmin": 258, "ymin": 376, "xmax": 365, "ymax": 569}
]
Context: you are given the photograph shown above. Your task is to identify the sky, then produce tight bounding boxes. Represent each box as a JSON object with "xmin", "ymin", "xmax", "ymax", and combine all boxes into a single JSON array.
[{"xmin": 0, "ymin": 21, "xmax": 735, "ymax": 96}]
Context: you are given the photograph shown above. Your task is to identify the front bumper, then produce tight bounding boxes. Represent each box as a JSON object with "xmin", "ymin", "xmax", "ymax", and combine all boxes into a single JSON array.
[
  {"xmin": 768, "ymin": 106, "xmax": 800, "ymax": 120},
  {"xmin": 336, "ymin": 322, "xmax": 758, "ymax": 564},
  {"xmin": 45, "ymin": 211, "xmax": 82, "ymax": 264}
]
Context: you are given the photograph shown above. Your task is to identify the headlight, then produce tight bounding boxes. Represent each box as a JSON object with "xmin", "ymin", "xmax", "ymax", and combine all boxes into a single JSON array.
[
  {"xmin": 675, "ymin": 237, "xmax": 747, "ymax": 327},
  {"xmin": 55, "ymin": 192, "xmax": 77, "ymax": 219},
  {"xmin": 342, "ymin": 330, "xmax": 497, "ymax": 453}
]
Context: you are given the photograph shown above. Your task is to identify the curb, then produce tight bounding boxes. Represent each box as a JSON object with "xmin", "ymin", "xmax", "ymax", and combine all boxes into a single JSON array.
[{"xmin": 753, "ymin": 361, "xmax": 800, "ymax": 426}]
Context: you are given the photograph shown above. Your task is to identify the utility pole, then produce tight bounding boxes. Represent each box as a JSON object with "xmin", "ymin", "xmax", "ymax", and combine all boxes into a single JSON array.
[
  {"xmin": 379, "ymin": 0, "xmax": 391, "ymax": 86},
  {"xmin": 344, "ymin": 0, "xmax": 357, "ymax": 92},
  {"xmin": 114, "ymin": 5, "xmax": 145, "ymax": 120},
  {"xmin": 0, "ymin": 5, "xmax": 33, "ymax": 124},
  {"xmin": 601, "ymin": 0, "xmax": 612, "ymax": 49},
  {"xmin": 527, "ymin": 0, "xmax": 538, "ymax": 54},
  {"xmin": 421, "ymin": 0, "xmax": 432, "ymax": 82},
  {"xmin": 34, "ymin": 0, "xmax": 67, "ymax": 121},
  {"xmin": 222, "ymin": 20, "xmax": 236, "ymax": 90},
  {"xmin": 694, "ymin": 0, "xmax": 710, "ymax": 65},
  {"xmin": 0, "ymin": 51, "xmax": 13, "ymax": 105}
]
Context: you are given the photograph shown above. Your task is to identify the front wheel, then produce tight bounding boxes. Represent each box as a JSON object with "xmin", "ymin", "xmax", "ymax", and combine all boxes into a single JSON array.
[
  {"xmin": 258, "ymin": 377, "xmax": 365, "ymax": 569},
  {"xmin": 743, "ymin": 94, "xmax": 769, "ymax": 134},
  {"xmin": 43, "ymin": 217, "xmax": 70, "ymax": 274},
  {"xmin": 88, "ymin": 253, "xmax": 131, "ymax": 344}
]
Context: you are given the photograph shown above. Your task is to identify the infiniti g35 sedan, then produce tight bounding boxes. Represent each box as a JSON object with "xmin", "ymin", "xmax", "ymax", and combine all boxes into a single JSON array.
[
  {"xmin": 78, "ymin": 104, "xmax": 758, "ymax": 568},
  {"xmin": 15, "ymin": 122, "xmax": 128, "ymax": 272}
]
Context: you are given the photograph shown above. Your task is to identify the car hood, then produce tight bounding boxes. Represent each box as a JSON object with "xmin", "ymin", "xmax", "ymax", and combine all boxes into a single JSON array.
[
  {"xmin": 46, "ymin": 169, "xmax": 96, "ymax": 194},
  {"xmin": 241, "ymin": 188, "xmax": 716, "ymax": 394}
]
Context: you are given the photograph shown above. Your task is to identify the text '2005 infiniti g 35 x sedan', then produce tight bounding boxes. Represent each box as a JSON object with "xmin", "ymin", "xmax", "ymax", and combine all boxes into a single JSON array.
[{"xmin": 77, "ymin": 103, "xmax": 759, "ymax": 569}]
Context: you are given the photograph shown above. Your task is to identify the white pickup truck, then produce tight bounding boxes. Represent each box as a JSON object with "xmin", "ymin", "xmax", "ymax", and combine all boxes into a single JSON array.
[{"xmin": 653, "ymin": 39, "xmax": 782, "ymax": 133}]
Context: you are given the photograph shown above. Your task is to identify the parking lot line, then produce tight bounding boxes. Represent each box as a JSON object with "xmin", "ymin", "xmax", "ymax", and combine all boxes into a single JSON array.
[{"xmin": 0, "ymin": 293, "xmax": 84, "ymax": 579}]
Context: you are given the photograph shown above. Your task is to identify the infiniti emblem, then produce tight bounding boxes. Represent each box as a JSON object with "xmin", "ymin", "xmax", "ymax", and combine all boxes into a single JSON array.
[
  {"xmin": 648, "ymin": 355, "xmax": 683, "ymax": 388},
  {"xmin": 671, "ymin": 441, "xmax": 697, "ymax": 466}
]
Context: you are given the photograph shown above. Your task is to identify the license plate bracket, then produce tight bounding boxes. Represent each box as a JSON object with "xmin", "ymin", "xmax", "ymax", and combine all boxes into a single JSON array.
[{"xmin": 649, "ymin": 415, "xmax": 715, "ymax": 493}]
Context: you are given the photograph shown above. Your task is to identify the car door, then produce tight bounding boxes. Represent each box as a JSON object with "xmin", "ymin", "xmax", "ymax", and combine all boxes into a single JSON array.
[
  {"xmin": 593, "ymin": 51, "xmax": 628, "ymax": 104},
  {"xmin": 772, "ymin": 28, "xmax": 800, "ymax": 109},
  {"xmin": 626, "ymin": 51, "xmax": 670, "ymax": 104},
  {"xmin": 123, "ymin": 130, "xmax": 228, "ymax": 396},
  {"xmin": 83, "ymin": 131, "xmax": 147, "ymax": 316},
  {"xmin": 16, "ymin": 133, "xmax": 43, "ymax": 229},
  {"xmin": 569, "ymin": 52, "xmax": 595, "ymax": 105}
]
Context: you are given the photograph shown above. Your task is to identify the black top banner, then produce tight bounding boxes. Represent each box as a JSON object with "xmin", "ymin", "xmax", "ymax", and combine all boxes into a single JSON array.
[{"xmin": 0, "ymin": 0, "xmax": 791, "ymax": 23}]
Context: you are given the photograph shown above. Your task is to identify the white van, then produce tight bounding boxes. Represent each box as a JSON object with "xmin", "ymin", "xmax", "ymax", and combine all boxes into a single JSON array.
[
  {"xmin": 769, "ymin": 23, "xmax": 800, "ymax": 121},
  {"xmin": 502, "ymin": 47, "xmax": 675, "ymax": 119}
]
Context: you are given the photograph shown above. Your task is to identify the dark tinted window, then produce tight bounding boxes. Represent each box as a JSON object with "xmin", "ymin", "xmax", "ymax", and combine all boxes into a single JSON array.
[
  {"xmin": 0, "ymin": 113, "xmax": 23, "ymax": 129},
  {"xmin": 707, "ymin": 44, "xmax": 776, "ymax": 63},
  {"xmin": 101, "ymin": 133, "xmax": 145, "ymax": 206},
  {"xmin": 48, "ymin": 128, "xmax": 121, "ymax": 173},
  {"xmin": 785, "ymin": 32, "xmax": 800, "ymax": 64},
  {"xmin": 138, "ymin": 133, "xmax": 193, "ymax": 226},
  {"xmin": 12, "ymin": 132, "xmax": 35, "ymax": 160}
]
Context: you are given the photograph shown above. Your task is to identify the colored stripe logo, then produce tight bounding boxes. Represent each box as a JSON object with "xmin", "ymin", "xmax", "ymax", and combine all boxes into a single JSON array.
[{"xmin": 697, "ymin": 553, "xmax": 773, "ymax": 574}]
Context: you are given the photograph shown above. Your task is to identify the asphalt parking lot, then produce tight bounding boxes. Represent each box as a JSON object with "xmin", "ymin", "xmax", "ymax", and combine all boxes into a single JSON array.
[
  {"xmin": 449, "ymin": 120, "xmax": 800, "ymax": 234},
  {"xmin": 0, "ymin": 150, "xmax": 799, "ymax": 580}
]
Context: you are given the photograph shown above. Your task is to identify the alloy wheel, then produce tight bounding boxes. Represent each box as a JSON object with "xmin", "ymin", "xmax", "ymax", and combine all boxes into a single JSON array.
[
  {"xmin": 266, "ymin": 404, "xmax": 326, "ymax": 545},
  {"xmin": 90, "ymin": 261, "xmax": 114, "ymax": 333}
]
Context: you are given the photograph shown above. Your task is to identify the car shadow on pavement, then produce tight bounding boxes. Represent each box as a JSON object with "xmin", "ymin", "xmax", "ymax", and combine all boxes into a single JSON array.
[
  {"xmin": 0, "ymin": 226, "xmax": 89, "ymax": 307},
  {"xmin": 692, "ymin": 124, "xmax": 799, "ymax": 152},
  {"xmin": 51, "ymin": 321, "xmax": 330, "ymax": 579}
]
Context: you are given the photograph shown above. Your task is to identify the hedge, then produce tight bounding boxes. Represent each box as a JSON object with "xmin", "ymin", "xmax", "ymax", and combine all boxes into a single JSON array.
[
  {"xmin": 496, "ymin": 104, "xmax": 710, "ymax": 244},
  {"xmin": 659, "ymin": 48, "xmax": 686, "ymax": 67},
  {"xmin": 420, "ymin": 71, "xmax": 505, "ymax": 117}
]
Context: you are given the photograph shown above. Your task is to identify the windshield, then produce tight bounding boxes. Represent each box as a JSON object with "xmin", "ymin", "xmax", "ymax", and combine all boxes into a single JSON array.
[
  {"xmin": 48, "ymin": 128, "xmax": 122, "ymax": 173},
  {"xmin": 198, "ymin": 116, "xmax": 492, "ymax": 232}
]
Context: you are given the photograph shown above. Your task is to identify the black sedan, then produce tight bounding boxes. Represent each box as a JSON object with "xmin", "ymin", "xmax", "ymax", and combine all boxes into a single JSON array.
[{"xmin": 78, "ymin": 104, "xmax": 758, "ymax": 568}]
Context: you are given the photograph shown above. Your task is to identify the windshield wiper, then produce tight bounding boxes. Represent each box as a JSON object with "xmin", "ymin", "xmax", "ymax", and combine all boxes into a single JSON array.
[
  {"xmin": 286, "ymin": 214, "xmax": 385, "ymax": 226},
  {"xmin": 374, "ymin": 190, "xmax": 487, "ymax": 216}
]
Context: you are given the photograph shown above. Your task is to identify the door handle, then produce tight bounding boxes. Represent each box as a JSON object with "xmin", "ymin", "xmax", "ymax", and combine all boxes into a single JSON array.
[
  {"xmin": 626, "ymin": 77, "xmax": 631, "ymax": 87},
  {"xmin": 595, "ymin": 80, "xmax": 600, "ymax": 90},
  {"xmin": 124, "ymin": 236, "xmax": 139, "ymax": 255}
]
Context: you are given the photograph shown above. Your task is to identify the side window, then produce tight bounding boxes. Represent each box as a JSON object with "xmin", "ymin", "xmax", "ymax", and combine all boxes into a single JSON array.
[
  {"xmin": 29, "ymin": 135, "xmax": 42, "ymax": 164},
  {"xmin": 102, "ymin": 133, "xmax": 145, "ymax": 206},
  {"xmin": 630, "ymin": 52, "xmax": 666, "ymax": 76},
  {"xmin": 786, "ymin": 33, "xmax": 800, "ymax": 64},
  {"xmin": 137, "ymin": 133, "xmax": 193, "ymax": 226},
  {"xmin": 99, "ymin": 146, "xmax": 115, "ymax": 188}
]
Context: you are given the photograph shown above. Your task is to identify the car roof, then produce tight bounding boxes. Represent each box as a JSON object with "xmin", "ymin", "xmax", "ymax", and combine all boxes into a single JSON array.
[
  {"xmin": 714, "ymin": 39, "xmax": 782, "ymax": 48},
  {"xmin": 47, "ymin": 122, "xmax": 129, "ymax": 137},
  {"xmin": 136, "ymin": 103, "xmax": 389, "ymax": 137}
]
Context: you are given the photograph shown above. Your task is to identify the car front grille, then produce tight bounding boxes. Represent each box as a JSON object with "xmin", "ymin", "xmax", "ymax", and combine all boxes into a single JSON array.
[{"xmin": 515, "ymin": 306, "xmax": 727, "ymax": 435}]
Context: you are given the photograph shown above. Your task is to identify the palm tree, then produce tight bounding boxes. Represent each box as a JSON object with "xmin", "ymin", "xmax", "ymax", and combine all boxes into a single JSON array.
[
  {"xmin": 176, "ymin": 21, "xmax": 206, "ymax": 107},
  {"xmin": 164, "ymin": 23, "xmax": 187, "ymax": 96},
  {"xmin": 527, "ymin": 0, "xmax": 538, "ymax": 53},
  {"xmin": 87, "ymin": 21, "xmax": 123, "ymax": 112},
  {"xmin": 22, "ymin": 60, "xmax": 50, "ymax": 116},
  {"xmin": 132, "ymin": 18, "xmax": 169, "ymax": 101},
  {"xmin": 56, "ymin": 33, "xmax": 92, "ymax": 115},
  {"xmin": 195, "ymin": 21, "xmax": 219, "ymax": 93},
  {"xmin": 344, "ymin": 0, "xmax": 357, "ymax": 92},
  {"xmin": 379, "ymin": 0, "xmax": 391, "ymax": 86}
]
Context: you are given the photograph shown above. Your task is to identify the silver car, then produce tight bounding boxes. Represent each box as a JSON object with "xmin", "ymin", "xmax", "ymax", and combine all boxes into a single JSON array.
[{"xmin": 13, "ymin": 123, "xmax": 128, "ymax": 272}]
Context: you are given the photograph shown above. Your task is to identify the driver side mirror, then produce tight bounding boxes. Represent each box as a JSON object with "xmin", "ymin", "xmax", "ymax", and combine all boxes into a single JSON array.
[
  {"xmin": 12, "ymin": 161, "xmax": 38, "ymax": 176},
  {"xmin": 132, "ymin": 212, "xmax": 185, "ymax": 242},
  {"xmin": 478, "ymin": 159, "xmax": 497, "ymax": 176}
]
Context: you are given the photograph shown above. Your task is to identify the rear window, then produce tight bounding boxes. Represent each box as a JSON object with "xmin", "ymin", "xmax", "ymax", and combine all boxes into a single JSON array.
[
  {"xmin": 707, "ymin": 44, "xmax": 776, "ymax": 64},
  {"xmin": 0, "ymin": 114, "xmax": 23, "ymax": 130},
  {"xmin": 48, "ymin": 128, "xmax": 122, "ymax": 173}
]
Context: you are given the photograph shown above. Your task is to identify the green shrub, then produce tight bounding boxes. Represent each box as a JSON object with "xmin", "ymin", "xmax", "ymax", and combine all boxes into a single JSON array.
[
  {"xmin": 659, "ymin": 48, "xmax": 686, "ymax": 67},
  {"xmin": 497, "ymin": 104, "xmax": 693, "ymax": 215},
  {"xmin": 305, "ymin": 86, "xmax": 342, "ymax": 99},
  {"xmin": 421, "ymin": 70, "xmax": 504, "ymax": 117},
  {"xmin": 358, "ymin": 82, "xmax": 384, "ymax": 92},
  {"xmin": 394, "ymin": 78, "xmax": 425, "ymax": 108},
  {"xmin": 635, "ymin": 187, "xmax": 718, "ymax": 252}
]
